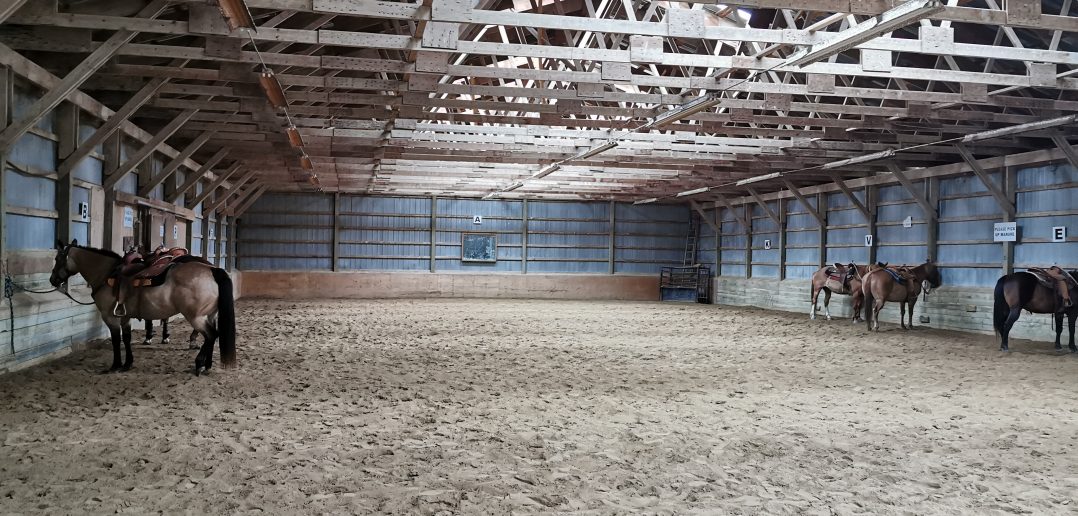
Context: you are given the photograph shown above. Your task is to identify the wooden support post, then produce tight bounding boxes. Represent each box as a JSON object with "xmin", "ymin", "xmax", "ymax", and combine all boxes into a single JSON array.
[
  {"xmin": 188, "ymin": 163, "xmax": 242, "ymax": 209},
  {"xmin": 886, "ymin": 163, "xmax": 937, "ymax": 221},
  {"xmin": 817, "ymin": 192, "xmax": 827, "ymax": 268},
  {"xmin": 101, "ymin": 108, "xmax": 197, "ymax": 191},
  {"xmin": 56, "ymin": 101, "xmax": 78, "ymax": 244},
  {"xmin": 429, "ymin": 195, "xmax": 437, "ymax": 273},
  {"xmin": 866, "ymin": 185, "xmax": 877, "ymax": 266},
  {"xmin": 0, "ymin": 1, "xmax": 31, "ymax": 25},
  {"xmin": 0, "ymin": 0, "xmax": 169, "ymax": 152},
  {"xmin": 713, "ymin": 202, "xmax": 720, "ymax": 276},
  {"xmin": 781, "ymin": 178, "xmax": 825, "ymax": 226},
  {"xmin": 608, "ymin": 200, "xmax": 615, "ymax": 275},
  {"xmin": 927, "ymin": 177, "xmax": 939, "ymax": 263},
  {"xmin": 0, "ymin": 65, "xmax": 9, "ymax": 279},
  {"xmin": 332, "ymin": 192, "xmax": 340, "ymax": 271},
  {"xmin": 521, "ymin": 198, "xmax": 528, "ymax": 274},
  {"xmin": 778, "ymin": 198, "xmax": 787, "ymax": 281},
  {"xmin": 229, "ymin": 217, "xmax": 238, "ymax": 271},
  {"xmin": 200, "ymin": 202, "xmax": 211, "ymax": 259},
  {"xmin": 101, "ymin": 132, "xmax": 121, "ymax": 251},
  {"xmin": 57, "ymin": 77, "xmax": 170, "ymax": 178},
  {"xmin": 1003, "ymin": 166, "xmax": 1017, "ymax": 276},
  {"xmin": 167, "ymin": 148, "xmax": 228, "ymax": 203},
  {"xmin": 955, "ymin": 143, "xmax": 1016, "ymax": 218},
  {"xmin": 214, "ymin": 216, "xmax": 223, "ymax": 267},
  {"xmin": 1050, "ymin": 132, "xmax": 1078, "ymax": 170},
  {"xmin": 744, "ymin": 204, "xmax": 753, "ymax": 278},
  {"xmin": 137, "ymin": 131, "xmax": 213, "ymax": 197}
]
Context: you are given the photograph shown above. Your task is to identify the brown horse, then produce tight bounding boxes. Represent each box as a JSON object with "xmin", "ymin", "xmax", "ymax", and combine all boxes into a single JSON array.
[
  {"xmin": 49, "ymin": 240, "xmax": 235, "ymax": 375},
  {"xmin": 862, "ymin": 261, "xmax": 942, "ymax": 331},
  {"xmin": 810, "ymin": 263, "xmax": 870, "ymax": 322},
  {"xmin": 993, "ymin": 270, "xmax": 1078, "ymax": 352}
]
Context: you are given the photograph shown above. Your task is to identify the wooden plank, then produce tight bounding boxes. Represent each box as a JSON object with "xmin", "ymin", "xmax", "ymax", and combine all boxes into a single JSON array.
[
  {"xmin": 188, "ymin": 163, "xmax": 242, "ymax": 208},
  {"xmin": 332, "ymin": 192, "xmax": 340, "ymax": 271},
  {"xmin": 167, "ymin": 147, "xmax": 229, "ymax": 203},
  {"xmin": 746, "ymin": 187, "xmax": 780, "ymax": 226},
  {"xmin": 780, "ymin": 177, "xmax": 825, "ymax": 226},
  {"xmin": 137, "ymin": 131, "xmax": 213, "ymax": 196},
  {"xmin": 833, "ymin": 178, "xmax": 871, "ymax": 221},
  {"xmin": 689, "ymin": 200, "xmax": 719, "ymax": 233},
  {"xmin": 714, "ymin": 193, "xmax": 749, "ymax": 230},
  {"xmin": 954, "ymin": 143, "xmax": 1016, "ymax": 217},
  {"xmin": 0, "ymin": 65, "xmax": 8, "ymax": 283},
  {"xmin": 113, "ymin": 191, "xmax": 196, "ymax": 221},
  {"xmin": 521, "ymin": 198, "xmax": 528, "ymax": 275},
  {"xmin": 55, "ymin": 102, "xmax": 78, "ymax": 243},
  {"xmin": 101, "ymin": 108, "xmax": 197, "ymax": 191},
  {"xmin": 885, "ymin": 163, "xmax": 938, "ymax": 221},
  {"xmin": 1050, "ymin": 132, "xmax": 1078, "ymax": 169},
  {"xmin": 233, "ymin": 184, "xmax": 267, "ymax": 217},
  {"xmin": 429, "ymin": 195, "xmax": 436, "ymax": 273},
  {"xmin": 608, "ymin": 200, "xmax": 615, "ymax": 274}
]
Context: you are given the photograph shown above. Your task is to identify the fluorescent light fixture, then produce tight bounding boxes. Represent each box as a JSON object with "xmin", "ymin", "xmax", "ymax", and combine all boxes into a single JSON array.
[
  {"xmin": 651, "ymin": 94, "xmax": 722, "ymax": 128},
  {"xmin": 258, "ymin": 71, "xmax": 287, "ymax": 109},
  {"xmin": 572, "ymin": 141, "xmax": 619, "ymax": 161},
  {"xmin": 299, "ymin": 154, "xmax": 313, "ymax": 170},
  {"xmin": 214, "ymin": 0, "xmax": 256, "ymax": 31},
  {"xmin": 676, "ymin": 187, "xmax": 712, "ymax": 197},
  {"xmin": 531, "ymin": 163, "xmax": 561, "ymax": 179},
  {"xmin": 822, "ymin": 149, "xmax": 895, "ymax": 170},
  {"xmin": 633, "ymin": 197, "xmax": 659, "ymax": 205},
  {"xmin": 786, "ymin": 0, "xmax": 944, "ymax": 68},
  {"xmin": 482, "ymin": 192, "xmax": 497, "ymax": 200},
  {"xmin": 735, "ymin": 172, "xmax": 782, "ymax": 186},
  {"xmin": 503, "ymin": 181, "xmax": 525, "ymax": 192},
  {"xmin": 286, "ymin": 125, "xmax": 304, "ymax": 148},
  {"xmin": 960, "ymin": 114, "xmax": 1077, "ymax": 143}
]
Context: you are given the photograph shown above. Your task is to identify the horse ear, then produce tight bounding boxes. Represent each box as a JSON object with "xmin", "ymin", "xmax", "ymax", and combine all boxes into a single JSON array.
[
  {"xmin": 70, "ymin": 238, "xmax": 78, "ymax": 246},
  {"xmin": 833, "ymin": 262, "xmax": 842, "ymax": 268},
  {"xmin": 56, "ymin": 239, "xmax": 64, "ymax": 249}
]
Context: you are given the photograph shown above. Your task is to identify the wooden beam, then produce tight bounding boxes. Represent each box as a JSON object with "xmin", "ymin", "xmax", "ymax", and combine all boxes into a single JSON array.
[
  {"xmin": 0, "ymin": 0, "xmax": 169, "ymax": 152},
  {"xmin": 689, "ymin": 200, "xmax": 719, "ymax": 234},
  {"xmin": 188, "ymin": 163, "xmax": 242, "ymax": 209},
  {"xmin": 746, "ymin": 187, "xmax": 779, "ymax": 226},
  {"xmin": 954, "ymin": 143, "xmax": 1016, "ymax": 217},
  {"xmin": 780, "ymin": 177, "xmax": 825, "ymax": 226},
  {"xmin": 429, "ymin": 195, "xmax": 437, "ymax": 273},
  {"xmin": 0, "ymin": 0, "xmax": 31, "ymax": 25},
  {"xmin": 521, "ymin": 198, "xmax": 528, "ymax": 274},
  {"xmin": 0, "ymin": 65, "xmax": 10, "ymax": 279},
  {"xmin": 1050, "ymin": 132, "xmax": 1078, "ymax": 170},
  {"xmin": 833, "ymin": 178, "xmax": 871, "ymax": 221},
  {"xmin": 714, "ymin": 193, "xmax": 749, "ymax": 230},
  {"xmin": 331, "ymin": 191, "xmax": 340, "ymax": 271},
  {"xmin": 102, "ymin": 108, "xmax": 197, "ymax": 191},
  {"xmin": 885, "ymin": 163, "xmax": 937, "ymax": 221},
  {"xmin": 57, "ymin": 77, "xmax": 170, "ymax": 178},
  {"xmin": 607, "ymin": 200, "xmax": 615, "ymax": 274},
  {"xmin": 56, "ymin": 102, "xmax": 78, "ymax": 244},
  {"xmin": 167, "ymin": 147, "xmax": 228, "ymax": 203},
  {"xmin": 233, "ymin": 184, "xmax": 267, "ymax": 217},
  {"xmin": 137, "ymin": 131, "xmax": 213, "ymax": 197}
]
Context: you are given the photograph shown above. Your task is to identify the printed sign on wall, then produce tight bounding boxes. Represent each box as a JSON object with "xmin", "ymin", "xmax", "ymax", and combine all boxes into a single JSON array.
[
  {"xmin": 1052, "ymin": 226, "xmax": 1067, "ymax": 243},
  {"xmin": 993, "ymin": 222, "xmax": 1016, "ymax": 242},
  {"xmin": 864, "ymin": 234, "xmax": 874, "ymax": 247},
  {"xmin": 473, "ymin": 215, "xmax": 483, "ymax": 225},
  {"xmin": 122, "ymin": 207, "xmax": 134, "ymax": 228}
]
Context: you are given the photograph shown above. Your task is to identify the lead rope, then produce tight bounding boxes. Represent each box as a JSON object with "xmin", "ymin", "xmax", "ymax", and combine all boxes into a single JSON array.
[{"xmin": 4, "ymin": 272, "xmax": 98, "ymax": 356}]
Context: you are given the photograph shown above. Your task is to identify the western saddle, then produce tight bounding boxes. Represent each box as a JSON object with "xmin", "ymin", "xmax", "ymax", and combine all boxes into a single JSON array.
[
  {"xmin": 108, "ymin": 245, "xmax": 210, "ymax": 316},
  {"xmin": 1027, "ymin": 266, "xmax": 1076, "ymax": 312}
]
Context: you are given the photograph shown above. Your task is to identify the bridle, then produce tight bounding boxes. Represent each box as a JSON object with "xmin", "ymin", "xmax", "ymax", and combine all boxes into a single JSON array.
[{"xmin": 51, "ymin": 244, "xmax": 100, "ymax": 306}]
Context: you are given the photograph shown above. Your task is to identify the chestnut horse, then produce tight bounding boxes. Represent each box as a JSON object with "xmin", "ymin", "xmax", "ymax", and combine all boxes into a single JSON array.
[
  {"xmin": 862, "ymin": 261, "xmax": 942, "ymax": 331},
  {"xmin": 49, "ymin": 240, "xmax": 235, "ymax": 375},
  {"xmin": 809, "ymin": 263, "xmax": 871, "ymax": 322},
  {"xmin": 993, "ymin": 270, "xmax": 1078, "ymax": 352}
]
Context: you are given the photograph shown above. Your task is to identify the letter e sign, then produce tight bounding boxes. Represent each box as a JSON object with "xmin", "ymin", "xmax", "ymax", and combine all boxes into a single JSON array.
[{"xmin": 1052, "ymin": 226, "xmax": 1066, "ymax": 243}]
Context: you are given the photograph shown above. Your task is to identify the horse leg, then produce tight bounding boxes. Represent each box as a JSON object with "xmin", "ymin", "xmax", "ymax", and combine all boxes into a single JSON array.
[
  {"xmin": 1054, "ymin": 312, "xmax": 1064, "ymax": 351},
  {"xmin": 104, "ymin": 324, "xmax": 123, "ymax": 373},
  {"xmin": 188, "ymin": 330, "xmax": 199, "ymax": 349},
  {"xmin": 121, "ymin": 320, "xmax": 134, "ymax": 372},
  {"xmin": 872, "ymin": 300, "xmax": 884, "ymax": 332},
  {"xmin": 142, "ymin": 318, "xmax": 154, "ymax": 345},
  {"xmin": 189, "ymin": 315, "xmax": 218, "ymax": 376},
  {"xmin": 810, "ymin": 285, "xmax": 819, "ymax": 320},
  {"xmin": 823, "ymin": 289, "xmax": 833, "ymax": 320},
  {"xmin": 1068, "ymin": 312, "xmax": 1077, "ymax": 353},
  {"xmin": 160, "ymin": 319, "xmax": 171, "ymax": 345},
  {"xmin": 851, "ymin": 291, "xmax": 863, "ymax": 324},
  {"xmin": 1000, "ymin": 307, "xmax": 1022, "ymax": 352},
  {"xmin": 907, "ymin": 298, "xmax": 917, "ymax": 330},
  {"xmin": 900, "ymin": 302, "xmax": 907, "ymax": 330}
]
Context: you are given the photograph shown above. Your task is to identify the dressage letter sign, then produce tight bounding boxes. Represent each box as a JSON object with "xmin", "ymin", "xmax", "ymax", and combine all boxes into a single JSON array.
[
  {"xmin": 1052, "ymin": 226, "xmax": 1067, "ymax": 242},
  {"xmin": 993, "ymin": 222, "xmax": 1017, "ymax": 242}
]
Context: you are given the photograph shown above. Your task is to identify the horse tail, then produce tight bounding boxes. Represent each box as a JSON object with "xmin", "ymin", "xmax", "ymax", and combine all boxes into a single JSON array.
[
  {"xmin": 992, "ymin": 275, "xmax": 1009, "ymax": 336},
  {"xmin": 211, "ymin": 267, "xmax": 237, "ymax": 368},
  {"xmin": 863, "ymin": 273, "xmax": 875, "ymax": 330}
]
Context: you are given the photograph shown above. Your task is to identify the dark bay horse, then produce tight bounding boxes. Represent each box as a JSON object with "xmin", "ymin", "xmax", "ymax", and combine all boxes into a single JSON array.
[
  {"xmin": 49, "ymin": 240, "xmax": 236, "ymax": 375},
  {"xmin": 810, "ymin": 263, "xmax": 872, "ymax": 322},
  {"xmin": 862, "ymin": 261, "xmax": 942, "ymax": 331},
  {"xmin": 993, "ymin": 270, "xmax": 1078, "ymax": 352}
]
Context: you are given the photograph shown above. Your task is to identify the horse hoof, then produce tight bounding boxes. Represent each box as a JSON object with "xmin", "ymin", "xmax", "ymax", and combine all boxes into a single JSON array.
[
  {"xmin": 120, "ymin": 364, "xmax": 133, "ymax": 372},
  {"xmin": 162, "ymin": 338, "xmax": 171, "ymax": 345},
  {"xmin": 102, "ymin": 366, "xmax": 121, "ymax": 374},
  {"xmin": 826, "ymin": 316, "xmax": 832, "ymax": 321},
  {"xmin": 1069, "ymin": 346, "xmax": 1077, "ymax": 354},
  {"xmin": 195, "ymin": 366, "xmax": 206, "ymax": 376},
  {"xmin": 1000, "ymin": 347, "xmax": 1009, "ymax": 352},
  {"xmin": 141, "ymin": 339, "xmax": 152, "ymax": 346}
]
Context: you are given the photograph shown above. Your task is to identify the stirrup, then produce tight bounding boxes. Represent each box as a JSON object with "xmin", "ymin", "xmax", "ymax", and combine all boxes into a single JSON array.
[{"xmin": 112, "ymin": 302, "xmax": 127, "ymax": 317}]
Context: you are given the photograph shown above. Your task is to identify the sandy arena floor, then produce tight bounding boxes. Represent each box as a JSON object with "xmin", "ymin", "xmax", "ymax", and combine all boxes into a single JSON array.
[{"xmin": 2, "ymin": 298, "xmax": 1077, "ymax": 514}]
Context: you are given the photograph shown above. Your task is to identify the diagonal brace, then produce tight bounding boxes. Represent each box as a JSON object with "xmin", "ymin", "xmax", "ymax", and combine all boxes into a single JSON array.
[
  {"xmin": 885, "ymin": 163, "xmax": 937, "ymax": 221},
  {"xmin": 167, "ymin": 147, "xmax": 229, "ymax": 203},
  {"xmin": 954, "ymin": 143, "xmax": 1016, "ymax": 217},
  {"xmin": 781, "ymin": 178, "xmax": 825, "ymax": 226},
  {"xmin": 138, "ymin": 131, "xmax": 214, "ymax": 196}
]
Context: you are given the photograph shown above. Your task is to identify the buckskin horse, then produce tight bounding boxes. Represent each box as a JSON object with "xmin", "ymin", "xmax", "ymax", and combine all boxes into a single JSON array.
[
  {"xmin": 49, "ymin": 240, "xmax": 235, "ymax": 375},
  {"xmin": 993, "ymin": 268, "xmax": 1078, "ymax": 352},
  {"xmin": 809, "ymin": 262, "xmax": 873, "ymax": 322},
  {"xmin": 862, "ymin": 261, "xmax": 942, "ymax": 331}
]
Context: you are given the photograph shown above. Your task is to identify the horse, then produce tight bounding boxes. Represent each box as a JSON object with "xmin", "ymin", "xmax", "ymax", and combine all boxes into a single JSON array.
[
  {"xmin": 862, "ymin": 261, "xmax": 942, "ymax": 331},
  {"xmin": 992, "ymin": 270, "xmax": 1078, "ymax": 352},
  {"xmin": 809, "ymin": 262, "xmax": 874, "ymax": 322},
  {"xmin": 141, "ymin": 318, "xmax": 200, "ymax": 348},
  {"xmin": 48, "ymin": 240, "xmax": 236, "ymax": 375}
]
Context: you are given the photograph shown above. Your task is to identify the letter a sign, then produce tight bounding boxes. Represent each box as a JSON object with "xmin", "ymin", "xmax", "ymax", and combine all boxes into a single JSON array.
[{"xmin": 473, "ymin": 215, "xmax": 483, "ymax": 225}]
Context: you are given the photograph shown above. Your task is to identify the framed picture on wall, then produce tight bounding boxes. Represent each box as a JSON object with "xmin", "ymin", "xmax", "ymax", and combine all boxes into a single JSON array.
[{"xmin": 461, "ymin": 233, "xmax": 497, "ymax": 263}]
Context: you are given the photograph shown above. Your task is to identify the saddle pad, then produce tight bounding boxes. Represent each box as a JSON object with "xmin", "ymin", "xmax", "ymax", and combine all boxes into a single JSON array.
[
  {"xmin": 1026, "ymin": 270, "xmax": 1056, "ymax": 290},
  {"xmin": 884, "ymin": 268, "xmax": 905, "ymax": 284}
]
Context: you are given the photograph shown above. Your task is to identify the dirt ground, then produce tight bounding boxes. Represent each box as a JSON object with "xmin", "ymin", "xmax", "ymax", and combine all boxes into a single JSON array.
[{"xmin": 1, "ymin": 298, "xmax": 1077, "ymax": 514}]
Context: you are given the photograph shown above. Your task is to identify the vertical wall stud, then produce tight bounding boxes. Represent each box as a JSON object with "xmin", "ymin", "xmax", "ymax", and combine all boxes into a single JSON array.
[
  {"xmin": 201, "ymin": 198, "xmax": 211, "ymax": 260},
  {"xmin": 1002, "ymin": 166, "xmax": 1017, "ymax": 275},
  {"xmin": 866, "ymin": 186, "xmax": 878, "ymax": 266},
  {"xmin": 56, "ymin": 102, "xmax": 78, "ymax": 245},
  {"xmin": 927, "ymin": 177, "xmax": 939, "ymax": 263},
  {"xmin": 429, "ymin": 195, "xmax": 437, "ymax": 273},
  {"xmin": 0, "ymin": 66, "xmax": 9, "ymax": 279},
  {"xmin": 817, "ymin": 192, "xmax": 827, "ymax": 268},
  {"xmin": 608, "ymin": 201, "xmax": 616, "ymax": 275},
  {"xmin": 745, "ymin": 204, "xmax": 753, "ymax": 278},
  {"xmin": 713, "ymin": 202, "xmax": 720, "ymax": 276},
  {"xmin": 102, "ymin": 132, "xmax": 121, "ymax": 251},
  {"xmin": 332, "ymin": 192, "xmax": 340, "ymax": 272},
  {"xmin": 521, "ymin": 198, "xmax": 528, "ymax": 275},
  {"xmin": 778, "ymin": 198, "xmax": 787, "ymax": 281}
]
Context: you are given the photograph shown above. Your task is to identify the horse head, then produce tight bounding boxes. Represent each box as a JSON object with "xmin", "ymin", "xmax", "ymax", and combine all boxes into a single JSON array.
[{"xmin": 49, "ymin": 239, "xmax": 79, "ymax": 291}]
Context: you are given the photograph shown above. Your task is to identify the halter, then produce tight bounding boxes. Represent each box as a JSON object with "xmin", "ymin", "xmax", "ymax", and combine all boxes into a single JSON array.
[{"xmin": 52, "ymin": 244, "xmax": 102, "ymax": 306}]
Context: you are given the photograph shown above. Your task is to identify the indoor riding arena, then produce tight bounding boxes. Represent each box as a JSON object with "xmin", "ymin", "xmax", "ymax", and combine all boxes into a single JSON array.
[{"xmin": 1, "ymin": 0, "xmax": 1077, "ymax": 513}]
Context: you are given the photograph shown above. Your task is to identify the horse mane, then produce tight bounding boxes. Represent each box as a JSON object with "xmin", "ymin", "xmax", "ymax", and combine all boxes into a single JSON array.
[{"xmin": 73, "ymin": 245, "xmax": 122, "ymax": 261}]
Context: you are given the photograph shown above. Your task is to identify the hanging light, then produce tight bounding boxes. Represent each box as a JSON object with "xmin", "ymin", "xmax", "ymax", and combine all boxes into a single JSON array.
[
  {"xmin": 300, "ymin": 154, "xmax": 313, "ymax": 170},
  {"xmin": 258, "ymin": 70, "xmax": 287, "ymax": 109},
  {"xmin": 286, "ymin": 125, "xmax": 304, "ymax": 148},
  {"xmin": 214, "ymin": 0, "xmax": 256, "ymax": 31}
]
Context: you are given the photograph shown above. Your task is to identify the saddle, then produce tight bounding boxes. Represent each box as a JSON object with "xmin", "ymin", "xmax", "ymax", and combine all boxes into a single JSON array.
[
  {"xmin": 879, "ymin": 265, "xmax": 916, "ymax": 286},
  {"xmin": 108, "ymin": 247, "xmax": 209, "ymax": 316},
  {"xmin": 1027, "ymin": 266, "xmax": 1076, "ymax": 312},
  {"xmin": 823, "ymin": 263, "xmax": 857, "ymax": 293}
]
